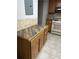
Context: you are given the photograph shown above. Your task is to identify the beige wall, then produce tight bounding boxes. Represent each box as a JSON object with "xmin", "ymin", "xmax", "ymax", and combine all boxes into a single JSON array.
[{"xmin": 17, "ymin": 0, "xmax": 38, "ymax": 31}]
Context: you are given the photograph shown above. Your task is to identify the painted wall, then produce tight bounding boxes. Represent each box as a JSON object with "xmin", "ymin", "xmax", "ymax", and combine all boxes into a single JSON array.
[
  {"xmin": 42, "ymin": 0, "xmax": 49, "ymax": 26},
  {"xmin": 38, "ymin": 0, "xmax": 43, "ymax": 25},
  {"xmin": 17, "ymin": 0, "xmax": 38, "ymax": 20},
  {"xmin": 17, "ymin": 0, "xmax": 38, "ymax": 31},
  {"xmin": 38, "ymin": 0, "xmax": 49, "ymax": 26}
]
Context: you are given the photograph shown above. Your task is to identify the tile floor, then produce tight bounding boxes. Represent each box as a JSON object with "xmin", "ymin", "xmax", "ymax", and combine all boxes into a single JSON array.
[{"xmin": 36, "ymin": 33, "xmax": 61, "ymax": 59}]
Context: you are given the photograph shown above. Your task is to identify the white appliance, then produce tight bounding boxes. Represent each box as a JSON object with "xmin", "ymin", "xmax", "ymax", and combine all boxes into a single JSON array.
[
  {"xmin": 51, "ymin": 13, "xmax": 61, "ymax": 35},
  {"xmin": 51, "ymin": 21, "xmax": 61, "ymax": 35}
]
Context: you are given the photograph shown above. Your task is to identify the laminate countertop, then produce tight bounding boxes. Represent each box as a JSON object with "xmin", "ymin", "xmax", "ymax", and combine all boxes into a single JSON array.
[
  {"xmin": 17, "ymin": 19, "xmax": 37, "ymax": 31},
  {"xmin": 17, "ymin": 25, "xmax": 44, "ymax": 41}
]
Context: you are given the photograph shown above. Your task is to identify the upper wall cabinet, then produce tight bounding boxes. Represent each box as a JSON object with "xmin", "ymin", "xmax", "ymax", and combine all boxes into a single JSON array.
[
  {"xmin": 24, "ymin": 0, "xmax": 33, "ymax": 15},
  {"xmin": 48, "ymin": 0, "xmax": 61, "ymax": 14}
]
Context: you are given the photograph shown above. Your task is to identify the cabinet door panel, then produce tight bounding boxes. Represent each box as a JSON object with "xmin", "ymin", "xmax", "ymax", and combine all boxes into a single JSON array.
[
  {"xmin": 44, "ymin": 26, "xmax": 48, "ymax": 44},
  {"xmin": 48, "ymin": 0, "xmax": 58, "ymax": 13},
  {"xmin": 31, "ymin": 35, "xmax": 39, "ymax": 59},
  {"xmin": 39, "ymin": 30, "xmax": 44, "ymax": 49}
]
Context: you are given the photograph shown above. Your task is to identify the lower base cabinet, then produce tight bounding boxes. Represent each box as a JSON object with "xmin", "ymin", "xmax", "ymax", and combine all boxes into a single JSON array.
[
  {"xmin": 46, "ymin": 18, "xmax": 52, "ymax": 32},
  {"xmin": 44, "ymin": 26, "xmax": 48, "ymax": 44},
  {"xmin": 17, "ymin": 25, "xmax": 48, "ymax": 59}
]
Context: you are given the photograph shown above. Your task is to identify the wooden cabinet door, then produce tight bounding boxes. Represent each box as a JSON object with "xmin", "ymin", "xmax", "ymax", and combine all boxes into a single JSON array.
[
  {"xmin": 31, "ymin": 35, "xmax": 39, "ymax": 59},
  {"xmin": 17, "ymin": 37, "xmax": 31, "ymax": 59},
  {"xmin": 46, "ymin": 18, "xmax": 52, "ymax": 32},
  {"xmin": 48, "ymin": 0, "xmax": 56, "ymax": 13},
  {"xmin": 48, "ymin": 0, "xmax": 60, "ymax": 13},
  {"xmin": 17, "ymin": 37, "xmax": 23, "ymax": 59},
  {"xmin": 44, "ymin": 26, "xmax": 48, "ymax": 44},
  {"xmin": 39, "ymin": 29, "xmax": 44, "ymax": 50}
]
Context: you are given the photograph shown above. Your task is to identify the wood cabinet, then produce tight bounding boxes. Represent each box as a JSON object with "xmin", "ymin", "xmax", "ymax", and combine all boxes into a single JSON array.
[
  {"xmin": 47, "ymin": 0, "xmax": 61, "ymax": 32},
  {"xmin": 39, "ymin": 29, "xmax": 44, "ymax": 50},
  {"xmin": 43, "ymin": 25, "xmax": 48, "ymax": 44},
  {"xmin": 17, "ymin": 37, "xmax": 31, "ymax": 59},
  {"xmin": 48, "ymin": 0, "xmax": 61, "ymax": 13},
  {"xmin": 31, "ymin": 35, "xmax": 39, "ymax": 59},
  {"xmin": 17, "ymin": 25, "xmax": 48, "ymax": 59},
  {"xmin": 48, "ymin": 0, "xmax": 56, "ymax": 13},
  {"xmin": 46, "ymin": 18, "xmax": 52, "ymax": 32}
]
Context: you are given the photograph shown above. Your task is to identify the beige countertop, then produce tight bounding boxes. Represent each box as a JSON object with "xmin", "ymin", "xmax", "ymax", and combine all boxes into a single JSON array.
[
  {"xmin": 17, "ymin": 25, "xmax": 44, "ymax": 40},
  {"xmin": 17, "ymin": 19, "xmax": 37, "ymax": 31}
]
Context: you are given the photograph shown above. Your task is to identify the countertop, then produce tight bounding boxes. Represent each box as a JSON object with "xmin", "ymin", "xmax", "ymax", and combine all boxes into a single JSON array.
[
  {"xmin": 17, "ymin": 19, "xmax": 37, "ymax": 31},
  {"xmin": 17, "ymin": 25, "xmax": 44, "ymax": 40}
]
